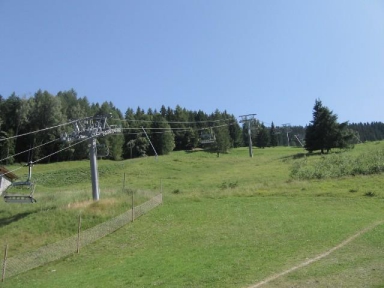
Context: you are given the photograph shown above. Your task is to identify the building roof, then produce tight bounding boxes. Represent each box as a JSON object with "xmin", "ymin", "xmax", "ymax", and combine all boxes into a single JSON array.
[{"xmin": 0, "ymin": 166, "xmax": 19, "ymax": 181}]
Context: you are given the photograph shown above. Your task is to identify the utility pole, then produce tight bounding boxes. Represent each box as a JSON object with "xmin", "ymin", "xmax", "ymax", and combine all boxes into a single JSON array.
[
  {"xmin": 61, "ymin": 114, "xmax": 121, "ymax": 201},
  {"xmin": 239, "ymin": 114, "xmax": 257, "ymax": 158},
  {"xmin": 282, "ymin": 123, "xmax": 292, "ymax": 147},
  {"xmin": 89, "ymin": 137, "xmax": 99, "ymax": 200},
  {"xmin": 127, "ymin": 140, "xmax": 135, "ymax": 159}
]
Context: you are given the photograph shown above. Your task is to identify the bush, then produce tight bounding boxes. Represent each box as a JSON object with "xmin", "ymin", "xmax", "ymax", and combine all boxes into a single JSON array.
[
  {"xmin": 364, "ymin": 191, "xmax": 375, "ymax": 197},
  {"xmin": 290, "ymin": 148, "xmax": 384, "ymax": 180},
  {"xmin": 219, "ymin": 180, "xmax": 238, "ymax": 189}
]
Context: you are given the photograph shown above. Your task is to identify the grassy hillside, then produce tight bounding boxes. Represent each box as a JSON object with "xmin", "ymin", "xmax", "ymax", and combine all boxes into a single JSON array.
[{"xmin": 1, "ymin": 142, "xmax": 384, "ymax": 287}]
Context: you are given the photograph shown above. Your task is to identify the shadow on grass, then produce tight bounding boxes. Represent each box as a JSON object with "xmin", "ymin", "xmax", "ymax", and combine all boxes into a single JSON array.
[
  {"xmin": 280, "ymin": 149, "xmax": 349, "ymax": 161},
  {"xmin": 0, "ymin": 211, "xmax": 36, "ymax": 228},
  {"xmin": 185, "ymin": 148, "xmax": 204, "ymax": 153},
  {"xmin": 279, "ymin": 152, "xmax": 321, "ymax": 160},
  {"xmin": 185, "ymin": 148, "xmax": 216, "ymax": 154}
]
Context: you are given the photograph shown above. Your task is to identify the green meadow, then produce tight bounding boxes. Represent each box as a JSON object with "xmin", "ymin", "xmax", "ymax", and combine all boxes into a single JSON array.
[{"xmin": 1, "ymin": 142, "xmax": 383, "ymax": 287}]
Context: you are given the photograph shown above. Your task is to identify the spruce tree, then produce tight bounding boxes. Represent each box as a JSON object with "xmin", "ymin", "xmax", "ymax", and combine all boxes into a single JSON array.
[
  {"xmin": 150, "ymin": 114, "xmax": 175, "ymax": 155},
  {"xmin": 256, "ymin": 124, "xmax": 270, "ymax": 148},
  {"xmin": 213, "ymin": 125, "xmax": 231, "ymax": 156},
  {"xmin": 305, "ymin": 99, "xmax": 353, "ymax": 153},
  {"xmin": 269, "ymin": 122, "xmax": 278, "ymax": 147}
]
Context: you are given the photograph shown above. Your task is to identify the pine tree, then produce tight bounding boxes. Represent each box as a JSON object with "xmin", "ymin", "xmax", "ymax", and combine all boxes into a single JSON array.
[
  {"xmin": 256, "ymin": 124, "xmax": 270, "ymax": 148},
  {"xmin": 213, "ymin": 125, "xmax": 231, "ymax": 156},
  {"xmin": 269, "ymin": 122, "xmax": 278, "ymax": 147},
  {"xmin": 150, "ymin": 114, "xmax": 175, "ymax": 155},
  {"xmin": 305, "ymin": 99, "xmax": 353, "ymax": 153},
  {"xmin": 227, "ymin": 115, "xmax": 243, "ymax": 148}
]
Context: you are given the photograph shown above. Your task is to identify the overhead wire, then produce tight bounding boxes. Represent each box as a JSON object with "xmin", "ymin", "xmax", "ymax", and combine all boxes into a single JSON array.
[
  {"xmin": 1, "ymin": 117, "xmax": 236, "ymax": 171},
  {"xmin": 0, "ymin": 116, "xmax": 235, "ymax": 143},
  {"xmin": 0, "ymin": 117, "xmax": 89, "ymax": 143},
  {"xmin": 1, "ymin": 136, "xmax": 91, "ymax": 180},
  {"xmin": 121, "ymin": 127, "xmax": 192, "ymax": 131},
  {"xmin": 0, "ymin": 166, "xmax": 24, "ymax": 178},
  {"xmin": 115, "ymin": 118, "xmax": 234, "ymax": 124},
  {"xmin": 120, "ymin": 122, "xmax": 236, "ymax": 135},
  {"xmin": 0, "ymin": 138, "xmax": 91, "ymax": 195},
  {"xmin": 0, "ymin": 137, "xmax": 61, "ymax": 163},
  {"xmin": 32, "ymin": 135, "xmax": 92, "ymax": 165}
]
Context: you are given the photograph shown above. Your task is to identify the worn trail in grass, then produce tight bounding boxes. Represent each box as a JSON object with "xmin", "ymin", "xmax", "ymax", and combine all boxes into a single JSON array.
[{"xmin": 251, "ymin": 220, "xmax": 384, "ymax": 288}]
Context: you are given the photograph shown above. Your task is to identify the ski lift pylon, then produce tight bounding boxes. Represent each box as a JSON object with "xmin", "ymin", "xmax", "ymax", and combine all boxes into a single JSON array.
[{"xmin": 3, "ymin": 162, "xmax": 37, "ymax": 204}]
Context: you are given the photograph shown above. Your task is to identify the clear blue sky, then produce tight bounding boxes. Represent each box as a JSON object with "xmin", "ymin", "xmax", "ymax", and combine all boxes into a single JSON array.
[{"xmin": 1, "ymin": 1, "xmax": 383, "ymax": 126}]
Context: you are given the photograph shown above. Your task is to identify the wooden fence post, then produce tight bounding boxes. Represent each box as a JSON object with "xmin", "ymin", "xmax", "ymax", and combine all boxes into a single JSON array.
[
  {"xmin": 132, "ymin": 190, "xmax": 134, "ymax": 222},
  {"xmin": 2, "ymin": 244, "xmax": 8, "ymax": 282},
  {"xmin": 77, "ymin": 214, "xmax": 82, "ymax": 254},
  {"xmin": 123, "ymin": 172, "xmax": 126, "ymax": 192}
]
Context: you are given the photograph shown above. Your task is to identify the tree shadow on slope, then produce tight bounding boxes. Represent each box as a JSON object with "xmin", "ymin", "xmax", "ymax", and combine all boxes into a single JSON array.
[
  {"xmin": 279, "ymin": 151, "xmax": 322, "ymax": 161},
  {"xmin": 280, "ymin": 149, "xmax": 349, "ymax": 161},
  {"xmin": 0, "ymin": 211, "xmax": 36, "ymax": 228}
]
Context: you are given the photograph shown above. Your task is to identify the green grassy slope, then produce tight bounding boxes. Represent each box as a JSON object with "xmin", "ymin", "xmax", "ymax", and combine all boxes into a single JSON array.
[{"xmin": 1, "ymin": 143, "xmax": 384, "ymax": 287}]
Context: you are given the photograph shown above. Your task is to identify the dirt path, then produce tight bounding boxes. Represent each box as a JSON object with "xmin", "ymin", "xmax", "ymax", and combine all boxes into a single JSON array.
[{"xmin": 248, "ymin": 220, "xmax": 384, "ymax": 288}]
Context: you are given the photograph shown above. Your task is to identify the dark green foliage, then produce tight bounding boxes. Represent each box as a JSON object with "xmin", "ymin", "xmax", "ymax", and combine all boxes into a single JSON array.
[
  {"xmin": 0, "ymin": 130, "xmax": 15, "ymax": 164},
  {"xmin": 94, "ymin": 102, "xmax": 125, "ymax": 160},
  {"xmin": 213, "ymin": 125, "xmax": 231, "ymax": 156},
  {"xmin": 134, "ymin": 136, "xmax": 150, "ymax": 157},
  {"xmin": 210, "ymin": 110, "xmax": 232, "ymax": 156},
  {"xmin": 269, "ymin": 122, "xmax": 278, "ymax": 147},
  {"xmin": 348, "ymin": 122, "xmax": 384, "ymax": 142},
  {"xmin": 3, "ymin": 89, "xmax": 383, "ymax": 165},
  {"xmin": 121, "ymin": 106, "xmax": 237, "ymax": 156},
  {"xmin": 256, "ymin": 123, "xmax": 270, "ymax": 148},
  {"xmin": 123, "ymin": 106, "xmax": 151, "ymax": 158},
  {"xmin": 149, "ymin": 114, "xmax": 175, "ymax": 155},
  {"xmin": 305, "ymin": 99, "xmax": 354, "ymax": 153},
  {"xmin": 171, "ymin": 105, "xmax": 194, "ymax": 151},
  {"xmin": 57, "ymin": 89, "xmax": 88, "ymax": 120},
  {"xmin": 228, "ymin": 115, "xmax": 243, "ymax": 148}
]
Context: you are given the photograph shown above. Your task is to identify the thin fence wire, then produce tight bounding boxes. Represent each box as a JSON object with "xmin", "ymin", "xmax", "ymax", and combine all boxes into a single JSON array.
[{"xmin": 2, "ymin": 194, "xmax": 162, "ymax": 280}]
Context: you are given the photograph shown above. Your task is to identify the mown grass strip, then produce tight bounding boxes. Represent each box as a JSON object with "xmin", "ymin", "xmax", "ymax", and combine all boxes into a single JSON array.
[{"xmin": 249, "ymin": 220, "xmax": 384, "ymax": 288}]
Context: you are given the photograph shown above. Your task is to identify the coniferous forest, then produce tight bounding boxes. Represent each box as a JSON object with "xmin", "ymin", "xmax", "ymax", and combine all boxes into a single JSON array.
[{"xmin": 0, "ymin": 89, "xmax": 383, "ymax": 164}]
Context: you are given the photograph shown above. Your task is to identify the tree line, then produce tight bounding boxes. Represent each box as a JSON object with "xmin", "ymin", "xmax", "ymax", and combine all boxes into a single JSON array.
[
  {"xmin": 0, "ymin": 89, "xmax": 243, "ymax": 163},
  {"xmin": 1, "ymin": 90, "xmax": 383, "ymax": 164}
]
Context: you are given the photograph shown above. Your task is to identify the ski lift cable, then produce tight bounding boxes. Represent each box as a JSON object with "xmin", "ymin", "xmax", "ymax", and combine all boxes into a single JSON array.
[
  {"xmin": 31, "ymin": 135, "xmax": 92, "ymax": 165},
  {"xmin": 0, "ymin": 166, "xmax": 24, "ymax": 178},
  {"xmin": 125, "ymin": 123, "xmax": 237, "ymax": 136},
  {"xmin": 118, "ymin": 122, "xmax": 235, "ymax": 137},
  {"xmin": 0, "ymin": 117, "xmax": 91, "ymax": 143},
  {"xmin": 0, "ymin": 121, "xmax": 236, "ymax": 176},
  {"xmin": 115, "ymin": 118, "xmax": 234, "ymax": 124},
  {"xmin": 0, "ymin": 137, "xmax": 61, "ymax": 163},
  {"xmin": 121, "ymin": 127, "xmax": 191, "ymax": 131},
  {"xmin": 121, "ymin": 127, "xmax": 203, "ymax": 132},
  {"xmin": 0, "ymin": 115, "xmax": 217, "ymax": 141},
  {"xmin": 0, "ymin": 116, "xmax": 237, "ymax": 143},
  {"xmin": 121, "ymin": 122, "xmax": 236, "ymax": 132}
]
